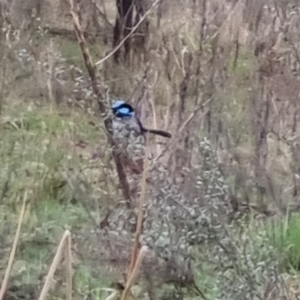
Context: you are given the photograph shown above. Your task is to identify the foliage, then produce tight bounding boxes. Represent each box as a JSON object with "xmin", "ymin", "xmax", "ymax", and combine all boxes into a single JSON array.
[
  {"xmin": 268, "ymin": 212, "xmax": 300, "ymax": 271},
  {"xmin": 1, "ymin": 0, "xmax": 300, "ymax": 299}
]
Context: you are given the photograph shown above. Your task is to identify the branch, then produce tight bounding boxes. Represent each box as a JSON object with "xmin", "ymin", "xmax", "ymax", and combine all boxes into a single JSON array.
[
  {"xmin": 121, "ymin": 140, "xmax": 150, "ymax": 300},
  {"xmin": 38, "ymin": 230, "xmax": 71, "ymax": 300},
  {"xmin": 0, "ymin": 192, "xmax": 27, "ymax": 300},
  {"xmin": 95, "ymin": 0, "xmax": 161, "ymax": 66},
  {"xmin": 69, "ymin": 0, "xmax": 104, "ymax": 112},
  {"xmin": 179, "ymin": 97, "xmax": 212, "ymax": 133},
  {"xmin": 69, "ymin": 0, "xmax": 131, "ymax": 201}
]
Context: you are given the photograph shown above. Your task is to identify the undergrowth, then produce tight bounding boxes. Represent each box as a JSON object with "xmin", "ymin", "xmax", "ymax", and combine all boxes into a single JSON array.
[
  {"xmin": 1, "ymin": 102, "xmax": 299, "ymax": 299},
  {"xmin": 0, "ymin": 102, "xmax": 112, "ymax": 299}
]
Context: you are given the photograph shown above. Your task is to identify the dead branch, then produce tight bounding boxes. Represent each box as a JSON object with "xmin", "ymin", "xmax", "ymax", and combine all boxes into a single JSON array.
[{"xmin": 69, "ymin": 0, "xmax": 131, "ymax": 201}]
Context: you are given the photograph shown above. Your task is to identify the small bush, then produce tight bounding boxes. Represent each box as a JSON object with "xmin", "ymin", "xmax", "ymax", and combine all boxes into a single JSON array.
[{"xmin": 268, "ymin": 212, "xmax": 300, "ymax": 271}]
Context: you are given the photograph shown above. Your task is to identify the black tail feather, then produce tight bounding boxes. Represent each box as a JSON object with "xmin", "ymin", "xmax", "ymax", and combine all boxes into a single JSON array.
[{"xmin": 144, "ymin": 128, "xmax": 172, "ymax": 138}]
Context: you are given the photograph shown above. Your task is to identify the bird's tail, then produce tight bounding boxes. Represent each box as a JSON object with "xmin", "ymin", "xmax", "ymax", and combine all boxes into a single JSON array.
[{"xmin": 144, "ymin": 128, "xmax": 172, "ymax": 138}]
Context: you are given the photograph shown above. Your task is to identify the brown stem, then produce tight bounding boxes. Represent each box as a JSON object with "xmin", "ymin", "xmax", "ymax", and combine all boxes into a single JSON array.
[{"xmin": 69, "ymin": 0, "xmax": 131, "ymax": 201}]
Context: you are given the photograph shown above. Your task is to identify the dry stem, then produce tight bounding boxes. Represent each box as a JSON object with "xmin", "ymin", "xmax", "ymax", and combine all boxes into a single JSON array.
[
  {"xmin": 38, "ymin": 230, "xmax": 72, "ymax": 300},
  {"xmin": 69, "ymin": 0, "xmax": 131, "ymax": 201},
  {"xmin": 65, "ymin": 233, "xmax": 73, "ymax": 300},
  {"xmin": 121, "ymin": 246, "xmax": 148, "ymax": 300},
  {"xmin": 0, "ymin": 192, "xmax": 28, "ymax": 300},
  {"xmin": 121, "ymin": 139, "xmax": 150, "ymax": 300}
]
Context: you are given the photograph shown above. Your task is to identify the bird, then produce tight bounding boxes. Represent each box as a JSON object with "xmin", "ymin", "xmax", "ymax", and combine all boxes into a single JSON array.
[{"xmin": 111, "ymin": 100, "xmax": 172, "ymax": 138}]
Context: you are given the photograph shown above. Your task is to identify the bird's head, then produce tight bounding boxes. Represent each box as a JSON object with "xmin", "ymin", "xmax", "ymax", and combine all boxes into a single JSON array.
[{"xmin": 112, "ymin": 100, "xmax": 135, "ymax": 119}]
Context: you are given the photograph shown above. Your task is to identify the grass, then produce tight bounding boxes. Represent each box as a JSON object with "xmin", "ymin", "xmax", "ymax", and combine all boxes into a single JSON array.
[
  {"xmin": 58, "ymin": 38, "xmax": 106, "ymax": 69},
  {"xmin": 0, "ymin": 102, "xmax": 110, "ymax": 298},
  {"xmin": 227, "ymin": 48, "xmax": 255, "ymax": 77},
  {"xmin": 74, "ymin": 265, "xmax": 111, "ymax": 298},
  {"xmin": 267, "ymin": 212, "xmax": 300, "ymax": 271},
  {"xmin": 217, "ymin": 47, "xmax": 255, "ymax": 145},
  {"xmin": 0, "ymin": 106, "xmax": 103, "ymax": 205},
  {"xmin": 193, "ymin": 263, "xmax": 218, "ymax": 300},
  {"xmin": 0, "ymin": 3, "xmax": 299, "ymax": 297}
]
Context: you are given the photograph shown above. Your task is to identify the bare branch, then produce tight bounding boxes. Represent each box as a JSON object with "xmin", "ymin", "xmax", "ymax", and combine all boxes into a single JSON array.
[{"xmin": 95, "ymin": 0, "xmax": 161, "ymax": 66}]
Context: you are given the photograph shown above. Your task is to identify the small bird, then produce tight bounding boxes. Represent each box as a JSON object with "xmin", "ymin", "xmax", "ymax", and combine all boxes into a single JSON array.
[{"xmin": 111, "ymin": 100, "xmax": 172, "ymax": 138}]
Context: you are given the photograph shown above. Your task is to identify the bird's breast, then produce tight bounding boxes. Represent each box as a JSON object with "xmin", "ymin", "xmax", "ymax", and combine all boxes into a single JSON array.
[
  {"xmin": 112, "ymin": 117, "xmax": 142, "ymax": 138},
  {"xmin": 112, "ymin": 118, "xmax": 144, "ymax": 154}
]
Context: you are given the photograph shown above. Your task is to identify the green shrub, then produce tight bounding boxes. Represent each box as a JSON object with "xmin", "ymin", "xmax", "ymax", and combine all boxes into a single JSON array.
[{"xmin": 268, "ymin": 212, "xmax": 300, "ymax": 271}]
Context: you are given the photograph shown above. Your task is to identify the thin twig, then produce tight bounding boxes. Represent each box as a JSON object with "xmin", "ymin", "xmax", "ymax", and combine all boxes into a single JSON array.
[
  {"xmin": 95, "ymin": 0, "xmax": 161, "ymax": 66},
  {"xmin": 69, "ymin": 0, "xmax": 104, "ymax": 111},
  {"xmin": 208, "ymin": 0, "xmax": 243, "ymax": 43},
  {"xmin": 149, "ymin": 97, "xmax": 160, "ymax": 155},
  {"xmin": 0, "ymin": 192, "xmax": 28, "ymax": 300},
  {"xmin": 128, "ymin": 139, "xmax": 149, "ymax": 274},
  {"xmin": 65, "ymin": 234, "xmax": 73, "ymax": 300},
  {"xmin": 38, "ymin": 230, "xmax": 71, "ymax": 300},
  {"xmin": 179, "ymin": 97, "xmax": 212, "ymax": 133},
  {"xmin": 121, "ymin": 139, "xmax": 149, "ymax": 300},
  {"xmin": 121, "ymin": 246, "xmax": 148, "ymax": 300}
]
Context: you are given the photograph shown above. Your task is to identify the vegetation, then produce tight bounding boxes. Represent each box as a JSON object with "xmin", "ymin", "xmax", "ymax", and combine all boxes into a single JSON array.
[{"xmin": 1, "ymin": 0, "xmax": 300, "ymax": 299}]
